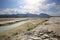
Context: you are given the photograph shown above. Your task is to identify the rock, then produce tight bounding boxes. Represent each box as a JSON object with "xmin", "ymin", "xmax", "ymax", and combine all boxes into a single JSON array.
[
  {"xmin": 24, "ymin": 31, "xmax": 32, "ymax": 35},
  {"xmin": 13, "ymin": 29, "xmax": 60, "ymax": 40},
  {"xmin": 39, "ymin": 33, "xmax": 44, "ymax": 36},
  {"xmin": 44, "ymin": 38, "xmax": 50, "ymax": 40},
  {"xmin": 36, "ymin": 33, "xmax": 43, "ymax": 37},
  {"xmin": 34, "ymin": 33, "xmax": 38, "ymax": 36},
  {"xmin": 30, "ymin": 36, "xmax": 42, "ymax": 40},
  {"xmin": 50, "ymin": 38, "xmax": 58, "ymax": 40},
  {"xmin": 53, "ymin": 38, "xmax": 58, "ymax": 40},
  {"xmin": 41, "ymin": 34, "xmax": 50, "ymax": 39},
  {"xmin": 28, "ymin": 39, "xmax": 33, "ymax": 40}
]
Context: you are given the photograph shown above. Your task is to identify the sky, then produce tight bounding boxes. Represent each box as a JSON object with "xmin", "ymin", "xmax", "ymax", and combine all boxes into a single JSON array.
[{"xmin": 0, "ymin": 0, "xmax": 60, "ymax": 16}]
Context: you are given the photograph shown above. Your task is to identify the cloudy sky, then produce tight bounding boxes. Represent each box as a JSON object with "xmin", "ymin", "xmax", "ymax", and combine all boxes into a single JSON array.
[{"xmin": 0, "ymin": 0, "xmax": 60, "ymax": 16}]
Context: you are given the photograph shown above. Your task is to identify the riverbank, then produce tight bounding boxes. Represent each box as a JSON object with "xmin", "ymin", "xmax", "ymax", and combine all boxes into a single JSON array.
[{"xmin": 0, "ymin": 18, "xmax": 28, "ymax": 26}]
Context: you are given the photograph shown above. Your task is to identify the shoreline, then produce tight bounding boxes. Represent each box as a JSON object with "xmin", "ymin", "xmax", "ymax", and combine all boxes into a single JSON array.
[{"xmin": 0, "ymin": 18, "xmax": 28, "ymax": 26}]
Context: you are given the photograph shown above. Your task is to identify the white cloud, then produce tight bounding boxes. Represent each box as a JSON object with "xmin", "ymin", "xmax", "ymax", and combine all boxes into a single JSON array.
[
  {"xmin": 46, "ymin": 5, "xmax": 60, "ymax": 16},
  {"xmin": 18, "ymin": 0, "xmax": 46, "ymax": 14},
  {"xmin": 17, "ymin": 0, "xmax": 59, "ymax": 15},
  {"xmin": 0, "ymin": 0, "xmax": 60, "ymax": 16},
  {"xmin": 0, "ymin": 8, "xmax": 17, "ymax": 14}
]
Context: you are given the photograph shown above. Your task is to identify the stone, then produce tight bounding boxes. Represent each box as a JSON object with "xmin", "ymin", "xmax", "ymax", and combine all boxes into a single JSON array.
[
  {"xmin": 41, "ymin": 34, "xmax": 50, "ymax": 39},
  {"xmin": 53, "ymin": 38, "xmax": 58, "ymax": 40},
  {"xmin": 30, "ymin": 36, "xmax": 42, "ymax": 40},
  {"xmin": 24, "ymin": 32, "xmax": 32, "ymax": 35},
  {"xmin": 39, "ymin": 33, "xmax": 43, "ymax": 35},
  {"xmin": 50, "ymin": 38, "xmax": 58, "ymax": 40},
  {"xmin": 28, "ymin": 39, "xmax": 33, "ymax": 40},
  {"xmin": 44, "ymin": 38, "xmax": 50, "ymax": 40}
]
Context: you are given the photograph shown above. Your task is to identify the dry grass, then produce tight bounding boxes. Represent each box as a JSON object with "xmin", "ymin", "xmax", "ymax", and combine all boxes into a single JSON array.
[
  {"xmin": 0, "ymin": 18, "xmax": 28, "ymax": 26},
  {"xmin": 0, "ymin": 18, "xmax": 48, "ymax": 40}
]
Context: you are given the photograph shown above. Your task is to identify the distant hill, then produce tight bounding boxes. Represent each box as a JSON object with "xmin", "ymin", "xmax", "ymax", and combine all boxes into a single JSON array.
[
  {"xmin": 39, "ymin": 13, "xmax": 51, "ymax": 18},
  {"xmin": 0, "ymin": 13, "xmax": 51, "ymax": 18}
]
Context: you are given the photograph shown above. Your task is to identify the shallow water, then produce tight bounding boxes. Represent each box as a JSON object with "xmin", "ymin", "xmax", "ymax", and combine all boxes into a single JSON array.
[{"xmin": 0, "ymin": 21, "xmax": 29, "ymax": 33}]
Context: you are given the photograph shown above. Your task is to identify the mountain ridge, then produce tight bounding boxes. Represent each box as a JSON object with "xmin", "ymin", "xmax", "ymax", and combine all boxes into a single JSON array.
[{"xmin": 0, "ymin": 13, "xmax": 51, "ymax": 18}]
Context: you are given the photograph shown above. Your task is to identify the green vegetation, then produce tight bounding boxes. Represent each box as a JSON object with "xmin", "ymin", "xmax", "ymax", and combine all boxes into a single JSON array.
[
  {"xmin": 12, "ymin": 32, "xmax": 18, "ymax": 36},
  {"xmin": 27, "ymin": 27, "xmax": 34, "ymax": 31}
]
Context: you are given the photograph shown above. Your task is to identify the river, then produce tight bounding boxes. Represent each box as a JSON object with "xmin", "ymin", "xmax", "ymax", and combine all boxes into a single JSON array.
[{"xmin": 0, "ymin": 21, "xmax": 29, "ymax": 33}]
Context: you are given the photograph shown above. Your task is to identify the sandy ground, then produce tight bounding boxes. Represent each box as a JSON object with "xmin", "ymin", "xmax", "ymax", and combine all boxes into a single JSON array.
[
  {"xmin": 0, "ymin": 17, "xmax": 60, "ymax": 40},
  {"xmin": 14, "ymin": 17, "xmax": 60, "ymax": 40},
  {"xmin": 32, "ymin": 17, "xmax": 60, "ymax": 35},
  {"xmin": 0, "ymin": 18, "xmax": 28, "ymax": 25}
]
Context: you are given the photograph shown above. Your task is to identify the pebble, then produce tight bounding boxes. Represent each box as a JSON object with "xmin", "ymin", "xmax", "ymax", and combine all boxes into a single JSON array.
[
  {"xmin": 13, "ymin": 30, "xmax": 59, "ymax": 40},
  {"xmin": 44, "ymin": 38, "xmax": 50, "ymax": 40},
  {"xmin": 50, "ymin": 38, "xmax": 58, "ymax": 40},
  {"xmin": 30, "ymin": 36, "xmax": 42, "ymax": 40},
  {"xmin": 41, "ymin": 34, "xmax": 49, "ymax": 39}
]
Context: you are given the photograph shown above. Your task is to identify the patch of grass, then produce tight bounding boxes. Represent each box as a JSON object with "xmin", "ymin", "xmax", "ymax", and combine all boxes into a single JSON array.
[
  {"xmin": 27, "ymin": 19, "xmax": 48, "ymax": 31},
  {"xmin": 27, "ymin": 27, "xmax": 33, "ymax": 31},
  {"xmin": 24, "ymin": 22, "xmax": 34, "ymax": 31},
  {"xmin": 44, "ymin": 23, "xmax": 50, "ymax": 25},
  {"xmin": 12, "ymin": 32, "xmax": 18, "ymax": 36},
  {"xmin": 42, "ymin": 20, "xmax": 48, "ymax": 23}
]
